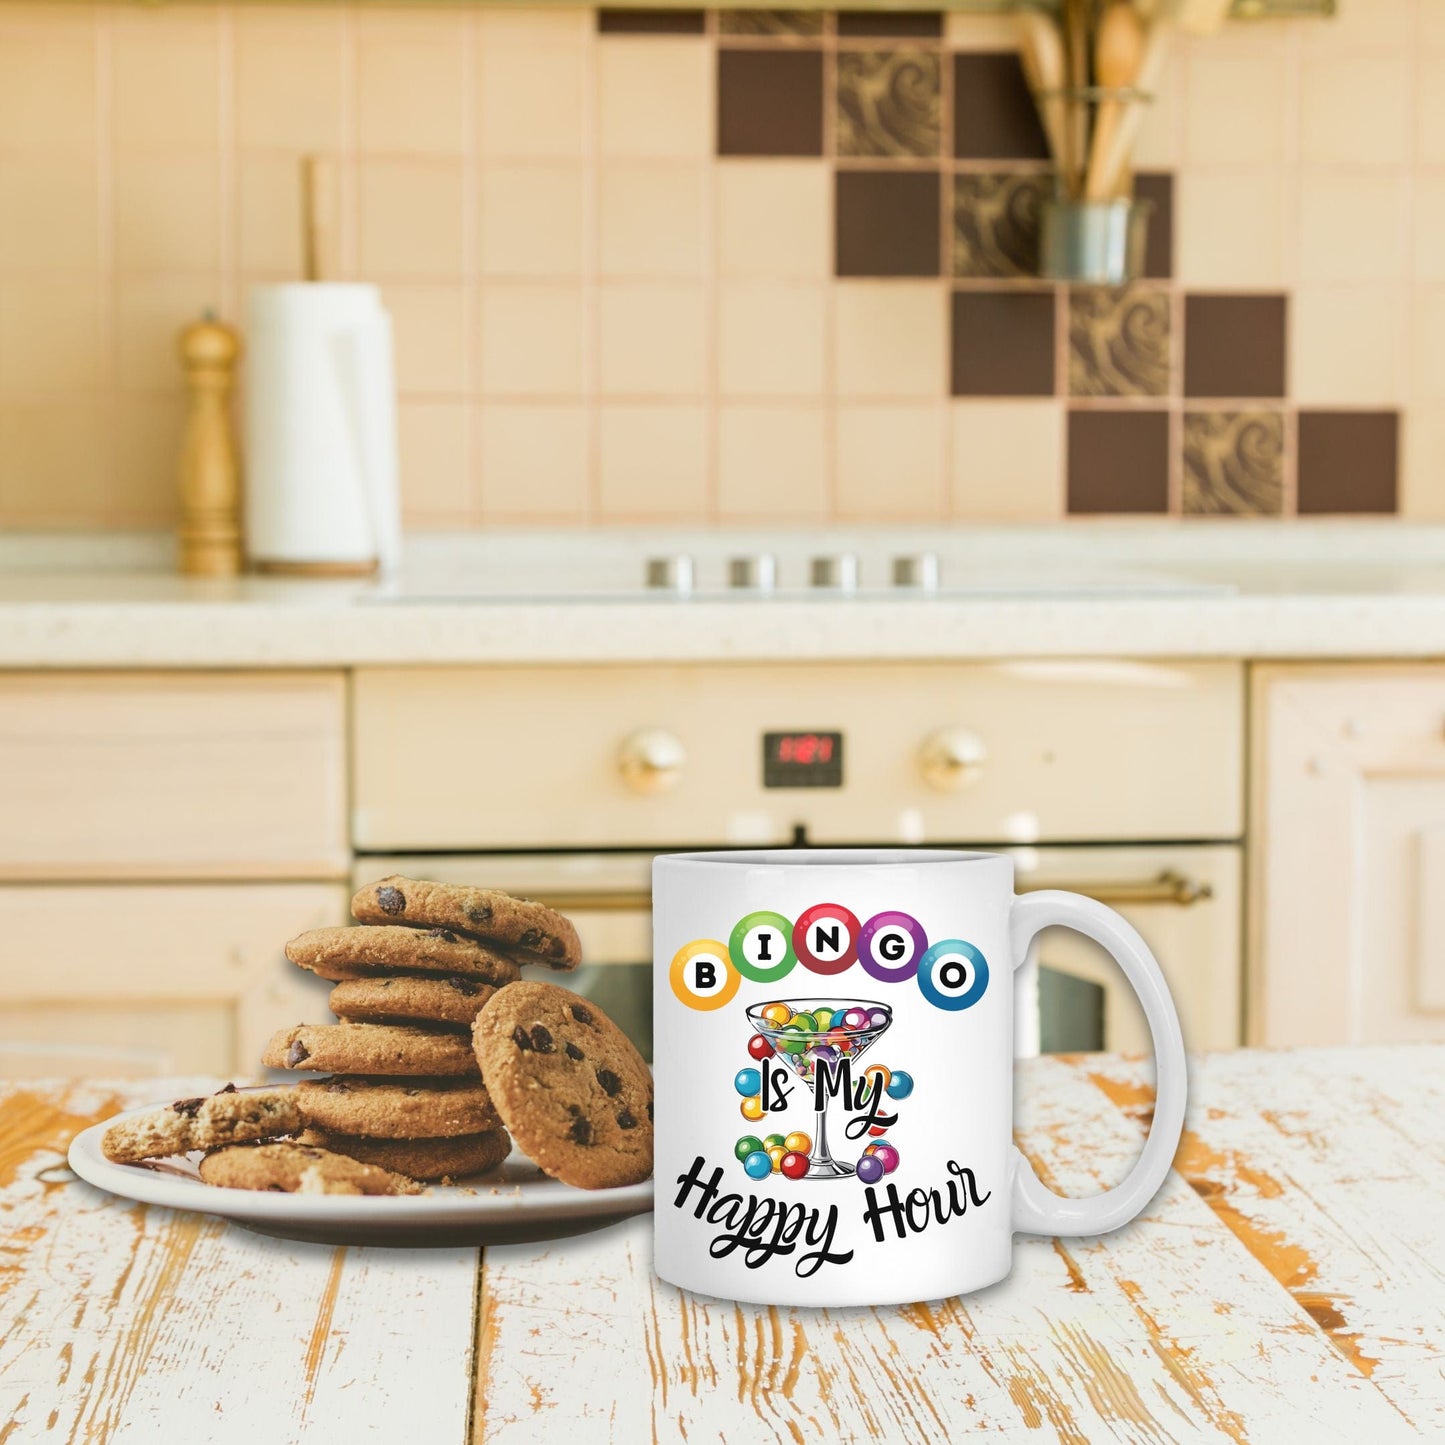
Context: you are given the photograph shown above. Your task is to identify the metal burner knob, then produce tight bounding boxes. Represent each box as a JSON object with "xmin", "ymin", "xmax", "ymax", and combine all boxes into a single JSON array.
[{"xmin": 810, "ymin": 553, "xmax": 859, "ymax": 592}]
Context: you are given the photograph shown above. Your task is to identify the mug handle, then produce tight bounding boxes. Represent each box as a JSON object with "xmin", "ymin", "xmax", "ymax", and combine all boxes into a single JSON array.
[{"xmin": 1008, "ymin": 889, "xmax": 1187, "ymax": 1237}]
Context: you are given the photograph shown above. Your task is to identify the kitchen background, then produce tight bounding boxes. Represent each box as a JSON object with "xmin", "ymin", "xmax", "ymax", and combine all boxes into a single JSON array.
[{"xmin": 0, "ymin": 0, "xmax": 1436, "ymax": 531}]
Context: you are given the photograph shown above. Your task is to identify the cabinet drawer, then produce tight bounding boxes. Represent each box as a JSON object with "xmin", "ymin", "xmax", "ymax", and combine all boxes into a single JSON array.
[
  {"xmin": 0, "ymin": 673, "xmax": 349, "ymax": 878},
  {"xmin": 353, "ymin": 661, "xmax": 1244, "ymax": 849},
  {"xmin": 0, "ymin": 882, "xmax": 345, "ymax": 1076}
]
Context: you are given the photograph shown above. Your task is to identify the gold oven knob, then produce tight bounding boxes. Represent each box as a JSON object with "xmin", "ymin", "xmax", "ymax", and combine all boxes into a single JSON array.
[
  {"xmin": 618, "ymin": 728, "xmax": 686, "ymax": 794},
  {"xmin": 919, "ymin": 727, "xmax": 988, "ymax": 792}
]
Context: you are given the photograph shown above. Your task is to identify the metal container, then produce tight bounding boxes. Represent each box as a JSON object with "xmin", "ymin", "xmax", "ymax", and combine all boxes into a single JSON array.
[{"xmin": 1040, "ymin": 198, "xmax": 1153, "ymax": 286}]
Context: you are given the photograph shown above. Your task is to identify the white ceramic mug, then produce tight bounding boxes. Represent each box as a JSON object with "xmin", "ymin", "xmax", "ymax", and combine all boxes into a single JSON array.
[{"xmin": 652, "ymin": 849, "xmax": 1186, "ymax": 1308}]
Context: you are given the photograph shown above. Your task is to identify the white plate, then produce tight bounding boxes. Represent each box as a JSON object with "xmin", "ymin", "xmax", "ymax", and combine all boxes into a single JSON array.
[{"xmin": 68, "ymin": 1099, "xmax": 654, "ymax": 1248}]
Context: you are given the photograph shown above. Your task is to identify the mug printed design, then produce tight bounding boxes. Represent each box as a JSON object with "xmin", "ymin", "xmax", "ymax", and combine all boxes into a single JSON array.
[
  {"xmin": 733, "ymin": 998, "xmax": 914, "ymax": 1183},
  {"xmin": 667, "ymin": 902, "xmax": 994, "ymax": 1280},
  {"xmin": 671, "ymin": 904, "xmax": 990, "ymax": 1013}
]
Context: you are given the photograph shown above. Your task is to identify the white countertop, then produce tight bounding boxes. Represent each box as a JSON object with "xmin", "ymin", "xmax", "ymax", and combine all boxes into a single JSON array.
[{"xmin": 6, "ymin": 522, "xmax": 1445, "ymax": 667}]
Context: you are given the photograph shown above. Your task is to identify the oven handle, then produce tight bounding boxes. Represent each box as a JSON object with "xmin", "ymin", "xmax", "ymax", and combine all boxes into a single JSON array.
[{"xmin": 524, "ymin": 869, "xmax": 1212, "ymax": 914}]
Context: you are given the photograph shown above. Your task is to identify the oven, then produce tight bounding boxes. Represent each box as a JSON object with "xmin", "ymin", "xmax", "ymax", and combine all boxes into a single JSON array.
[{"xmin": 351, "ymin": 659, "xmax": 1245, "ymax": 1061}]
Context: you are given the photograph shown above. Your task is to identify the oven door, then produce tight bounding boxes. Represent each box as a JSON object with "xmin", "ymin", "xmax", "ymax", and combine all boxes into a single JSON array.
[{"xmin": 356, "ymin": 843, "xmax": 1239, "ymax": 1061}]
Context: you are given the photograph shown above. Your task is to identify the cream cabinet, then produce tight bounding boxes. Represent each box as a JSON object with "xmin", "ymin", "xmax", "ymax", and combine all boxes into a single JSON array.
[{"xmin": 1250, "ymin": 664, "xmax": 1445, "ymax": 1046}]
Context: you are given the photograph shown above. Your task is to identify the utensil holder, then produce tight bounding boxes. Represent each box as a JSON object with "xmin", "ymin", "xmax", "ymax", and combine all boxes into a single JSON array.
[{"xmin": 1040, "ymin": 197, "xmax": 1153, "ymax": 286}]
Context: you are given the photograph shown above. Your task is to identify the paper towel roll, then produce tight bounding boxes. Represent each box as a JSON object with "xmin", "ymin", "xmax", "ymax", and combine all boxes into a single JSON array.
[{"xmin": 244, "ymin": 283, "xmax": 401, "ymax": 574}]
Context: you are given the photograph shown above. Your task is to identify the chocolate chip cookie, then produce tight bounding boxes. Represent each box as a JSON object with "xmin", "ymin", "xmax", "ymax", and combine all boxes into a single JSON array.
[
  {"xmin": 297, "ymin": 1127, "xmax": 511, "ymax": 1182},
  {"xmin": 198, "ymin": 1141, "xmax": 421, "ymax": 1195},
  {"xmin": 471, "ymin": 982, "xmax": 652, "ymax": 1190},
  {"xmin": 263, "ymin": 1022, "xmax": 480, "ymax": 1077},
  {"xmin": 352, "ymin": 877, "xmax": 581, "ymax": 970},
  {"xmin": 294, "ymin": 1077, "xmax": 501, "ymax": 1139},
  {"xmin": 102, "ymin": 1084, "xmax": 300, "ymax": 1164},
  {"xmin": 329, "ymin": 975, "xmax": 497, "ymax": 1030},
  {"xmin": 286, "ymin": 925, "xmax": 521, "ymax": 985}
]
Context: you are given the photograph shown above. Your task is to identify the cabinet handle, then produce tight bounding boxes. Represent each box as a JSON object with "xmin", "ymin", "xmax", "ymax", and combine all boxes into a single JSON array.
[{"xmin": 522, "ymin": 869, "xmax": 1212, "ymax": 916}]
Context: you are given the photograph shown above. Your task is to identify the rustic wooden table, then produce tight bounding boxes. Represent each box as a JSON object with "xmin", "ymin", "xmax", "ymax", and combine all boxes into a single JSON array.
[{"xmin": 1, "ymin": 1045, "xmax": 1440, "ymax": 1443}]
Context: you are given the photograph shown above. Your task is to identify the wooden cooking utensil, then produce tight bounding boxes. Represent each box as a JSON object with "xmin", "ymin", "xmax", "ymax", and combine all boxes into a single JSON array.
[
  {"xmin": 1092, "ymin": 15, "xmax": 1173, "ymax": 202},
  {"xmin": 1061, "ymin": 0, "xmax": 1091, "ymax": 198},
  {"xmin": 1016, "ymin": 8, "xmax": 1069, "ymax": 174},
  {"xmin": 1084, "ymin": 1, "xmax": 1146, "ymax": 201}
]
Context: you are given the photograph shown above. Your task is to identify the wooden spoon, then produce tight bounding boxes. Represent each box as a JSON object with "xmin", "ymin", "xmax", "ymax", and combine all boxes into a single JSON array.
[
  {"xmin": 1085, "ymin": 2, "xmax": 1147, "ymax": 202},
  {"xmin": 1016, "ymin": 9, "xmax": 1069, "ymax": 176}
]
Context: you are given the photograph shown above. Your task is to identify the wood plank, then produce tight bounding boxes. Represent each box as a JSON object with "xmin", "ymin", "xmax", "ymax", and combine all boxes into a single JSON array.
[
  {"xmin": 1081, "ymin": 1045, "xmax": 1445, "ymax": 1434},
  {"xmin": 475, "ymin": 1053, "xmax": 1412, "ymax": 1443},
  {"xmin": 0, "ymin": 1079, "xmax": 480, "ymax": 1443}
]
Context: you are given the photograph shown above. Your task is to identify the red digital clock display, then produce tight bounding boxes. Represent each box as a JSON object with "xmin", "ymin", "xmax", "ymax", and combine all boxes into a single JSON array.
[{"xmin": 763, "ymin": 731, "xmax": 844, "ymax": 788}]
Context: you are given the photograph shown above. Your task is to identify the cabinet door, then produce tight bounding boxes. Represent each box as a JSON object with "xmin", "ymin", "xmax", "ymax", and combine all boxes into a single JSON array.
[
  {"xmin": 0, "ymin": 673, "xmax": 349, "ymax": 879},
  {"xmin": 1251, "ymin": 665, "xmax": 1445, "ymax": 1045},
  {"xmin": 0, "ymin": 883, "xmax": 345, "ymax": 1077}
]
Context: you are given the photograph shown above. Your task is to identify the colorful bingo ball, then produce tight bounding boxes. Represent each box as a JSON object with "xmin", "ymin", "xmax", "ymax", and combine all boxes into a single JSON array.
[
  {"xmin": 810, "ymin": 1007, "xmax": 834, "ymax": 1030},
  {"xmin": 747, "ymin": 1033, "xmax": 775, "ymax": 1061},
  {"xmin": 780, "ymin": 1151, "xmax": 809, "ymax": 1180},
  {"xmin": 761, "ymin": 1002, "xmax": 791, "ymax": 1025},
  {"xmin": 669, "ymin": 939, "xmax": 740, "ymax": 1011},
  {"xmin": 858, "ymin": 910, "xmax": 927, "ymax": 984},
  {"xmin": 886, "ymin": 1070, "xmax": 914, "ymax": 1100},
  {"xmin": 872, "ymin": 1143, "xmax": 901, "ymax": 1174},
  {"xmin": 743, "ymin": 1150, "xmax": 773, "ymax": 1180},
  {"xmin": 766, "ymin": 1145, "xmax": 787, "ymax": 1172},
  {"xmin": 741, "ymin": 1096, "xmax": 765, "ymax": 1121},
  {"xmin": 868, "ymin": 1124, "xmax": 888, "ymax": 1137},
  {"xmin": 918, "ymin": 939, "xmax": 990, "ymax": 1012},
  {"xmin": 729, "ymin": 911, "xmax": 797, "ymax": 985},
  {"xmin": 812, "ymin": 1044, "xmax": 838, "ymax": 1065},
  {"xmin": 843, "ymin": 1007, "xmax": 869, "ymax": 1030},
  {"xmin": 735, "ymin": 1135, "xmax": 764, "ymax": 1161},
  {"xmin": 783, "ymin": 1131, "xmax": 812, "ymax": 1154},
  {"xmin": 762, "ymin": 1133, "xmax": 786, "ymax": 1150},
  {"xmin": 863, "ymin": 1064, "xmax": 892, "ymax": 1095},
  {"xmin": 867, "ymin": 1007, "xmax": 890, "ymax": 1029},
  {"xmin": 778, "ymin": 1024, "xmax": 811, "ymax": 1054},
  {"xmin": 830, "ymin": 1008, "xmax": 850, "ymax": 1028},
  {"xmin": 793, "ymin": 902, "xmax": 862, "ymax": 976},
  {"xmin": 734, "ymin": 1067, "xmax": 762, "ymax": 1097},
  {"xmin": 788, "ymin": 1012, "xmax": 818, "ymax": 1033},
  {"xmin": 856, "ymin": 1155, "xmax": 886, "ymax": 1185}
]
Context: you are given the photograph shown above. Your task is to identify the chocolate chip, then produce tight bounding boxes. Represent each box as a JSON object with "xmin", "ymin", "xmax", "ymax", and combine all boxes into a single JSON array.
[
  {"xmin": 565, "ymin": 1042, "xmax": 584, "ymax": 1061},
  {"xmin": 287, "ymin": 1040, "xmax": 310, "ymax": 1066},
  {"xmin": 445, "ymin": 977, "xmax": 480, "ymax": 996},
  {"xmin": 596, "ymin": 1069, "xmax": 621, "ymax": 1097},
  {"xmin": 376, "ymin": 885, "xmax": 406, "ymax": 916},
  {"xmin": 566, "ymin": 1103, "xmax": 582, "ymax": 1116},
  {"xmin": 568, "ymin": 1116, "xmax": 594, "ymax": 1145},
  {"xmin": 570, "ymin": 1004, "xmax": 593, "ymax": 1025},
  {"xmin": 325, "ymin": 1080, "xmax": 351, "ymax": 1093},
  {"xmin": 529, "ymin": 1025, "xmax": 554, "ymax": 1053},
  {"xmin": 646, "ymin": 1100, "xmax": 654, "ymax": 1122},
  {"xmin": 518, "ymin": 928, "xmax": 547, "ymax": 952},
  {"xmin": 380, "ymin": 979, "xmax": 395, "ymax": 989},
  {"xmin": 302, "ymin": 1148, "xmax": 322, "ymax": 1159},
  {"xmin": 218, "ymin": 1083, "xmax": 237, "ymax": 1095},
  {"xmin": 465, "ymin": 902, "xmax": 493, "ymax": 926},
  {"xmin": 171, "ymin": 1097, "xmax": 204, "ymax": 1117},
  {"xmin": 512, "ymin": 1025, "xmax": 533, "ymax": 1051},
  {"xmin": 427, "ymin": 927, "xmax": 458, "ymax": 942},
  {"xmin": 267, "ymin": 1183, "xmax": 286, "ymax": 1192},
  {"xmin": 616, "ymin": 1110, "xmax": 637, "ymax": 1130}
]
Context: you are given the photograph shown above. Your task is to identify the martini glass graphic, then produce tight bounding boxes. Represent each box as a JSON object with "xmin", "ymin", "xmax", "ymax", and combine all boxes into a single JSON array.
[{"xmin": 746, "ymin": 996, "xmax": 892, "ymax": 1179}]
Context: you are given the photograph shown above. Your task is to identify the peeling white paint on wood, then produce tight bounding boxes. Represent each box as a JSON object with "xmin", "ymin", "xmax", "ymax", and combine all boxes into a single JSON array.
[{"xmin": 2, "ymin": 1052, "xmax": 1441, "ymax": 1445}]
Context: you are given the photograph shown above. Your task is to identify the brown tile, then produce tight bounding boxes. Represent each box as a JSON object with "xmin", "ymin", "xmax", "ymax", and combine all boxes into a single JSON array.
[
  {"xmin": 953, "ymin": 53, "xmax": 1050, "ymax": 161},
  {"xmin": 1184, "ymin": 294, "xmax": 1287, "ymax": 399},
  {"xmin": 836, "ymin": 49, "xmax": 941, "ymax": 159},
  {"xmin": 1134, "ymin": 172, "xmax": 1174, "ymax": 281},
  {"xmin": 719, "ymin": 11, "xmax": 824, "ymax": 36},
  {"xmin": 1067, "ymin": 410, "xmax": 1169, "ymax": 513},
  {"xmin": 1182, "ymin": 411, "xmax": 1284, "ymax": 515},
  {"xmin": 718, "ymin": 49, "xmax": 824, "ymax": 156},
  {"xmin": 1069, "ymin": 287, "xmax": 1171, "ymax": 398},
  {"xmin": 598, "ymin": 10, "xmax": 705, "ymax": 34},
  {"xmin": 951, "ymin": 290, "xmax": 1055, "ymax": 396},
  {"xmin": 836, "ymin": 169, "xmax": 941, "ymax": 276},
  {"xmin": 952, "ymin": 173, "xmax": 1047, "ymax": 279},
  {"xmin": 838, "ymin": 12, "xmax": 944, "ymax": 38},
  {"xmin": 1297, "ymin": 410, "xmax": 1399, "ymax": 514}
]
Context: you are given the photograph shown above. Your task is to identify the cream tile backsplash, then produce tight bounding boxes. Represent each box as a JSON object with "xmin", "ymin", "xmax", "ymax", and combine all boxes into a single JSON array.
[{"xmin": 0, "ymin": 1, "xmax": 1440, "ymax": 529}]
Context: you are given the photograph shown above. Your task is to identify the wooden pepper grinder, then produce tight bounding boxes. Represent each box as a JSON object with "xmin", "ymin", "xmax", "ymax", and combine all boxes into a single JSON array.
[{"xmin": 176, "ymin": 311, "xmax": 243, "ymax": 576}]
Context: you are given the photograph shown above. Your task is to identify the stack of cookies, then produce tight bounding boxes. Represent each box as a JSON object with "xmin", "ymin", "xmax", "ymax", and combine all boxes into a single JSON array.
[
  {"xmin": 101, "ymin": 874, "xmax": 654, "ymax": 1197},
  {"xmin": 258, "ymin": 875, "xmax": 583, "ymax": 1183}
]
